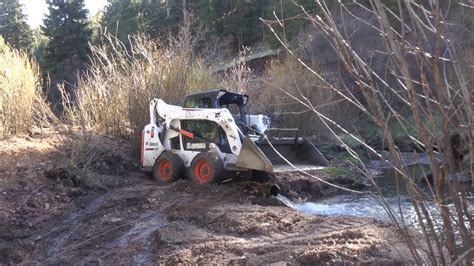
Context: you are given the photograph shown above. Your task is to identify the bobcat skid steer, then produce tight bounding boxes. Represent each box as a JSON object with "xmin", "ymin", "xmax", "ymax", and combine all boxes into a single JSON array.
[{"xmin": 141, "ymin": 89, "xmax": 328, "ymax": 185}]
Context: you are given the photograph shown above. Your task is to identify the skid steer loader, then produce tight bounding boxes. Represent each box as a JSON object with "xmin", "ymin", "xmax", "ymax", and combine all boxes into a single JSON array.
[{"xmin": 141, "ymin": 89, "xmax": 328, "ymax": 185}]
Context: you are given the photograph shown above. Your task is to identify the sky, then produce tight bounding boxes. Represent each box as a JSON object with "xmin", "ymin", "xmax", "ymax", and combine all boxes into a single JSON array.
[{"xmin": 19, "ymin": 0, "xmax": 108, "ymax": 28}]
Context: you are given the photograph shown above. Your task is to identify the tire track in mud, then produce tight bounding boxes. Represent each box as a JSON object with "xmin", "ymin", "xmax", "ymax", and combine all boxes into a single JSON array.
[
  {"xmin": 155, "ymin": 199, "xmax": 389, "ymax": 264},
  {"xmin": 80, "ymin": 211, "xmax": 168, "ymax": 265},
  {"xmin": 19, "ymin": 178, "xmax": 408, "ymax": 265},
  {"xmin": 35, "ymin": 183, "xmax": 191, "ymax": 264},
  {"xmin": 168, "ymin": 217, "xmax": 376, "ymax": 256},
  {"xmin": 35, "ymin": 185, "xmax": 164, "ymax": 264},
  {"xmin": 0, "ymin": 133, "xmax": 410, "ymax": 264},
  {"xmin": 39, "ymin": 193, "xmax": 113, "ymax": 260}
]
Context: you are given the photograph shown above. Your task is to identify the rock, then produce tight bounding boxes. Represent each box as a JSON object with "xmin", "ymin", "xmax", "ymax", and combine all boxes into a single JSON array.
[
  {"xmin": 250, "ymin": 196, "xmax": 284, "ymax": 206},
  {"xmin": 109, "ymin": 217, "xmax": 122, "ymax": 223},
  {"xmin": 60, "ymin": 178, "xmax": 74, "ymax": 187},
  {"xmin": 28, "ymin": 126, "xmax": 42, "ymax": 137},
  {"xmin": 44, "ymin": 167, "xmax": 59, "ymax": 180},
  {"xmin": 45, "ymin": 166, "xmax": 82, "ymax": 187},
  {"xmin": 270, "ymin": 261, "xmax": 288, "ymax": 266},
  {"xmin": 66, "ymin": 187, "xmax": 83, "ymax": 197}
]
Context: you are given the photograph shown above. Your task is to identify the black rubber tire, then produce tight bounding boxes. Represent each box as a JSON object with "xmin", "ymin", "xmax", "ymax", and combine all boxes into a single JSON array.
[
  {"xmin": 189, "ymin": 152, "xmax": 225, "ymax": 184},
  {"xmin": 153, "ymin": 152, "xmax": 185, "ymax": 185}
]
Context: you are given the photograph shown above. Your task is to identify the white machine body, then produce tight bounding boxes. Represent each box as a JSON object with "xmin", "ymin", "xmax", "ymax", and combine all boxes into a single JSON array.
[
  {"xmin": 141, "ymin": 91, "xmax": 328, "ymax": 179},
  {"xmin": 141, "ymin": 99, "xmax": 272, "ymax": 172}
]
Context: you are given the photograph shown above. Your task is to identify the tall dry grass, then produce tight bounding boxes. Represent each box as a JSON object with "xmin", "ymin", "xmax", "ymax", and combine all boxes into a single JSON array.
[
  {"xmin": 0, "ymin": 36, "xmax": 55, "ymax": 138},
  {"xmin": 261, "ymin": 56, "xmax": 359, "ymax": 138},
  {"xmin": 64, "ymin": 18, "xmax": 217, "ymax": 141},
  {"xmin": 219, "ymin": 47, "xmax": 256, "ymax": 95}
]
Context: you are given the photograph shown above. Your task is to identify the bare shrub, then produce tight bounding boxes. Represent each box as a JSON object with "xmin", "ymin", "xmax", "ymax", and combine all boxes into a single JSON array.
[
  {"xmin": 263, "ymin": 0, "xmax": 472, "ymax": 263},
  {"xmin": 0, "ymin": 37, "xmax": 56, "ymax": 138},
  {"xmin": 66, "ymin": 17, "xmax": 217, "ymax": 140},
  {"xmin": 44, "ymin": 130, "xmax": 136, "ymax": 190},
  {"xmin": 219, "ymin": 46, "xmax": 255, "ymax": 94},
  {"xmin": 261, "ymin": 56, "xmax": 359, "ymax": 138},
  {"xmin": 60, "ymin": 134, "xmax": 109, "ymax": 189}
]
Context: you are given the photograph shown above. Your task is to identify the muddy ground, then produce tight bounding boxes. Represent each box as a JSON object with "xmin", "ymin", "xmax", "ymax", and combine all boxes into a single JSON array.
[{"xmin": 0, "ymin": 131, "xmax": 414, "ymax": 264}]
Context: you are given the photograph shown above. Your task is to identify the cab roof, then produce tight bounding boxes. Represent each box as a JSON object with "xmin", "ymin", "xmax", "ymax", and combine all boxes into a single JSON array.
[{"xmin": 183, "ymin": 89, "xmax": 249, "ymax": 107}]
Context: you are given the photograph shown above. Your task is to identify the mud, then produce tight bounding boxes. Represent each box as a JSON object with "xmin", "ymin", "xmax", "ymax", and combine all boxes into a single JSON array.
[
  {"xmin": 274, "ymin": 171, "xmax": 365, "ymax": 202},
  {"xmin": 0, "ymin": 131, "xmax": 414, "ymax": 264}
]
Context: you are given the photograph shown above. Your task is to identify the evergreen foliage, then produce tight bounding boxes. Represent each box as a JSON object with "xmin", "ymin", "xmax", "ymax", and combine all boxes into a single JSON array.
[
  {"xmin": 0, "ymin": 0, "xmax": 33, "ymax": 52},
  {"xmin": 99, "ymin": 0, "xmax": 323, "ymax": 49},
  {"xmin": 264, "ymin": 0, "xmax": 319, "ymax": 48},
  {"xmin": 101, "ymin": 1, "xmax": 168, "ymax": 43},
  {"xmin": 211, "ymin": 0, "xmax": 266, "ymax": 48},
  {"xmin": 42, "ymin": 0, "xmax": 91, "ymax": 75},
  {"xmin": 41, "ymin": 0, "xmax": 91, "ymax": 106}
]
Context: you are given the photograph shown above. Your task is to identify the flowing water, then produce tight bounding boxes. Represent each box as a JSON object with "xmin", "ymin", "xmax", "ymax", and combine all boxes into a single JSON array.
[{"xmin": 278, "ymin": 164, "xmax": 473, "ymax": 234}]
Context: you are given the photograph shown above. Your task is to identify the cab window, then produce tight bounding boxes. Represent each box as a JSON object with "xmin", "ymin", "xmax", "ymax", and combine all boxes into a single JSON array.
[
  {"xmin": 184, "ymin": 97, "xmax": 213, "ymax": 108},
  {"xmin": 181, "ymin": 120, "xmax": 219, "ymax": 151},
  {"xmin": 222, "ymin": 103, "xmax": 241, "ymax": 121}
]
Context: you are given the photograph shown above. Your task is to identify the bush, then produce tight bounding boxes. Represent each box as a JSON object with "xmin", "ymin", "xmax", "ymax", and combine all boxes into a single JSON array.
[
  {"xmin": 259, "ymin": 56, "xmax": 360, "ymax": 139},
  {"xmin": 66, "ymin": 28, "xmax": 217, "ymax": 142},
  {"xmin": 0, "ymin": 36, "xmax": 54, "ymax": 137}
]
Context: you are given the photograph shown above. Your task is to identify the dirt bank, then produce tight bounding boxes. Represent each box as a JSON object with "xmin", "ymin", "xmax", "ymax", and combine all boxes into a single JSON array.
[{"xmin": 0, "ymin": 131, "xmax": 413, "ymax": 264}]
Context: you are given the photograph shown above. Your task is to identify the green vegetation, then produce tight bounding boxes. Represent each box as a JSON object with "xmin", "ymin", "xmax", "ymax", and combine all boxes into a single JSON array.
[
  {"xmin": 323, "ymin": 166, "xmax": 350, "ymax": 177},
  {"xmin": 0, "ymin": 0, "xmax": 33, "ymax": 52},
  {"xmin": 101, "ymin": 0, "xmax": 268, "ymax": 48},
  {"xmin": 2, "ymin": 0, "xmax": 441, "ymax": 116},
  {"xmin": 41, "ymin": 0, "xmax": 91, "ymax": 107}
]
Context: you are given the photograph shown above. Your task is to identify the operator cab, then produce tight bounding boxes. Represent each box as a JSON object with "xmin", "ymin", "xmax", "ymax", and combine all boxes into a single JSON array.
[{"xmin": 183, "ymin": 89, "xmax": 249, "ymax": 129}]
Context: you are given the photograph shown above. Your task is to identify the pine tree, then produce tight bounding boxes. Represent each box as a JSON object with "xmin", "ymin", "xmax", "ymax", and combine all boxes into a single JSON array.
[
  {"xmin": 0, "ymin": 0, "xmax": 33, "ymax": 52},
  {"xmin": 212, "ymin": 0, "xmax": 266, "ymax": 48},
  {"xmin": 101, "ymin": 1, "xmax": 167, "ymax": 43},
  {"xmin": 41, "ymin": 0, "xmax": 91, "ymax": 106}
]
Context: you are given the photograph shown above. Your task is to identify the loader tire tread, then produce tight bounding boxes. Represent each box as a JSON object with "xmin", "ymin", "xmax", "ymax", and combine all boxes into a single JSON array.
[
  {"xmin": 190, "ymin": 152, "xmax": 224, "ymax": 184},
  {"xmin": 153, "ymin": 152, "xmax": 185, "ymax": 185}
]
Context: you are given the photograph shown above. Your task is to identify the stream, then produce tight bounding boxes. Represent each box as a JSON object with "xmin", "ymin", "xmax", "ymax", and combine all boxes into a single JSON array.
[{"xmin": 277, "ymin": 164, "xmax": 473, "ymax": 235}]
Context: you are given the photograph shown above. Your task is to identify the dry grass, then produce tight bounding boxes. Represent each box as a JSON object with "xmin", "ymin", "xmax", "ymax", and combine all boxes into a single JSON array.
[
  {"xmin": 0, "ymin": 37, "xmax": 55, "ymax": 138},
  {"xmin": 219, "ymin": 47, "xmax": 255, "ymax": 94},
  {"xmin": 64, "ymin": 24, "xmax": 217, "ymax": 142}
]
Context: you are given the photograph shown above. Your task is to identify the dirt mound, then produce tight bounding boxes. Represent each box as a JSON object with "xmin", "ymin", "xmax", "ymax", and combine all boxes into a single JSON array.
[{"xmin": 274, "ymin": 170, "xmax": 365, "ymax": 201}]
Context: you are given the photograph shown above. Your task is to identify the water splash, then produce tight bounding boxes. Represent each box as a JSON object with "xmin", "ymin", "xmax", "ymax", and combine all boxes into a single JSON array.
[{"xmin": 276, "ymin": 194, "xmax": 296, "ymax": 209}]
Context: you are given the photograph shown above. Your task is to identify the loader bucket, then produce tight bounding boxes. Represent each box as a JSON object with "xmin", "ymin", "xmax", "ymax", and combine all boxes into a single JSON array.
[
  {"xmin": 235, "ymin": 137, "xmax": 274, "ymax": 172},
  {"xmin": 255, "ymin": 137, "xmax": 329, "ymax": 172}
]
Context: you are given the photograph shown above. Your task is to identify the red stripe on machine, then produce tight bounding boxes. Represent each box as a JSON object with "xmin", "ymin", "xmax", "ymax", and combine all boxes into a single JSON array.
[{"xmin": 180, "ymin": 129, "xmax": 194, "ymax": 138}]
